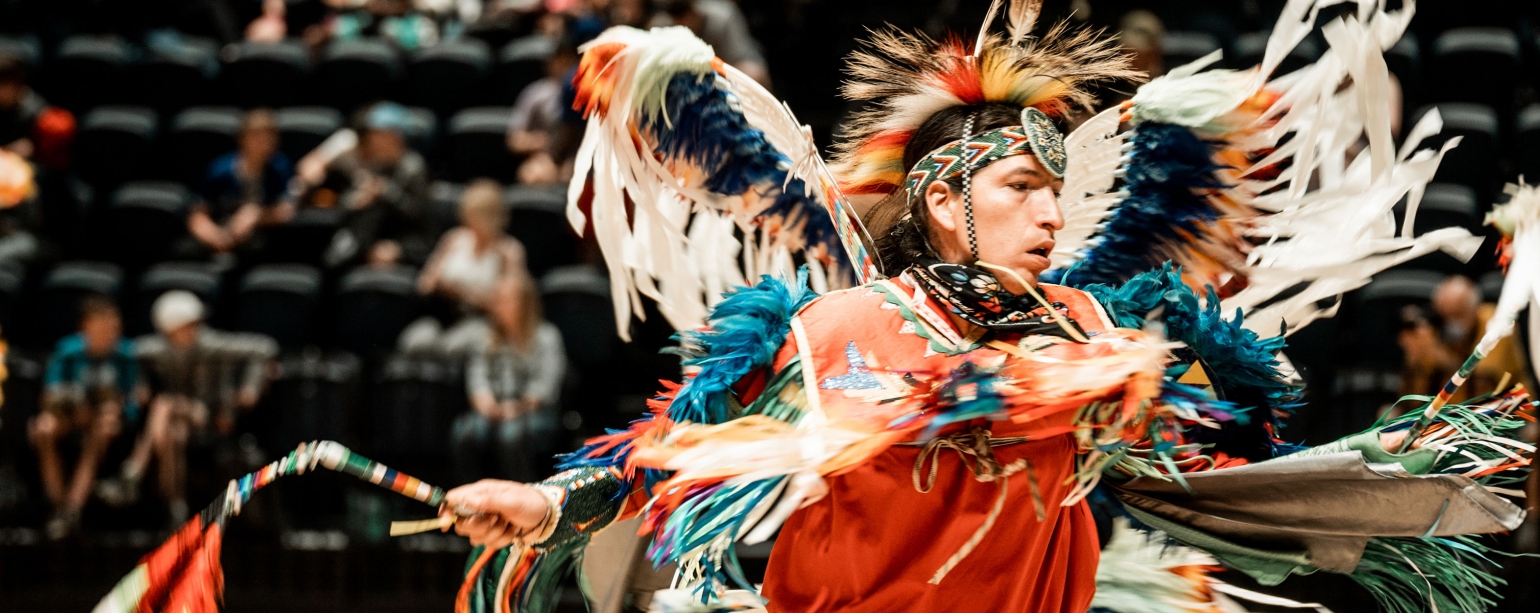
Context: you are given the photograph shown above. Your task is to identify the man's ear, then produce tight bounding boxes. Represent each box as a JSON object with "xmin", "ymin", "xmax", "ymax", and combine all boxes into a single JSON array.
[{"xmin": 925, "ymin": 181, "xmax": 958, "ymax": 233}]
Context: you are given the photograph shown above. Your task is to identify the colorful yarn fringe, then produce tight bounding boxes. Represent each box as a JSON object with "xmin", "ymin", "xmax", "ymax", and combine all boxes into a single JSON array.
[{"xmin": 92, "ymin": 441, "xmax": 444, "ymax": 613}]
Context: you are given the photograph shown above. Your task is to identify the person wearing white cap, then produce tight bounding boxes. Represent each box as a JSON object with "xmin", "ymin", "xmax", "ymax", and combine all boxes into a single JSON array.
[{"xmin": 100, "ymin": 290, "xmax": 278, "ymax": 525}]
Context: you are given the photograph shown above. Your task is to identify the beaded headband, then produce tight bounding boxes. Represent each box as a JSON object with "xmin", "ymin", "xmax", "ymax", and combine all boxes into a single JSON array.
[{"xmin": 902, "ymin": 107, "xmax": 1067, "ymax": 206}]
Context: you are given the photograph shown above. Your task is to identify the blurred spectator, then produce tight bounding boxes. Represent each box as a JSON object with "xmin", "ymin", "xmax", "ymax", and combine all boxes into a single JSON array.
[
  {"xmin": 651, "ymin": 0, "xmax": 769, "ymax": 85},
  {"xmin": 28, "ymin": 295, "xmax": 136, "ymax": 539},
  {"xmin": 401, "ymin": 179, "xmax": 528, "ymax": 353},
  {"xmin": 1116, "ymin": 10, "xmax": 1165, "ymax": 79},
  {"xmin": 507, "ymin": 42, "xmax": 580, "ymax": 185},
  {"xmin": 245, "ymin": 0, "xmax": 289, "ymax": 42},
  {"xmin": 104, "ymin": 291, "xmax": 277, "ymax": 525},
  {"xmin": 451, "ymin": 273, "xmax": 565, "ymax": 483},
  {"xmin": 189, "ymin": 109, "xmax": 297, "ymax": 258},
  {"xmin": 0, "ymin": 56, "xmax": 45, "ymax": 161},
  {"xmin": 329, "ymin": 0, "xmax": 440, "ymax": 50},
  {"xmin": 1399, "ymin": 275, "xmax": 1537, "ymax": 403},
  {"xmin": 300, "ymin": 102, "xmax": 431, "ymax": 267}
]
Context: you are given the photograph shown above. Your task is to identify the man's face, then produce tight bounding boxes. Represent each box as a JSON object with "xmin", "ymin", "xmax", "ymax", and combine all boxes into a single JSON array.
[
  {"xmin": 239, "ymin": 127, "xmax": 279, "ymax": 165},
  {"xmin": 165, "ymin": 322, "xmax": 202, "ymax": 350},
  {"xmin": 927, "ymin": 155, "xmax": 1065, "ymax": 292},
  {"xmin": 361, "ymin": 130, "xmax": 406, "ymax": 167},
  {"xmin": 81, "ymin": 312, "xmax": 121, "ymax": 356}
]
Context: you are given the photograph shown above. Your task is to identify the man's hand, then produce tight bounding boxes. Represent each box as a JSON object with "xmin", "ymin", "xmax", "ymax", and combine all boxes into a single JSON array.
[{"xmin": 441, "ymin": 479, "xmax": 551, "ymax": 549}]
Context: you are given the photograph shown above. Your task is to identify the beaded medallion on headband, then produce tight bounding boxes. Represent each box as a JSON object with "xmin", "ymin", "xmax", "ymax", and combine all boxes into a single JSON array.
[{"xmin": 903, "ymin": 107, "xmax": 1067, "ymax": 204}]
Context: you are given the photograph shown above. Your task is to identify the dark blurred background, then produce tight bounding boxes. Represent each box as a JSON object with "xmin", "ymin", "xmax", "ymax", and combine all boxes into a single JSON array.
[{"xmin": 1, "ymin": 0, "xmax": 1538, "ymax": 611}]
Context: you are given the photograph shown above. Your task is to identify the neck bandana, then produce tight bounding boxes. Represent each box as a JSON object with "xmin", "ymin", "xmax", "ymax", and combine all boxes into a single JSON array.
[{"xmin": 896, "ymin": 223, "xmax": 1085, "ymax": 337}]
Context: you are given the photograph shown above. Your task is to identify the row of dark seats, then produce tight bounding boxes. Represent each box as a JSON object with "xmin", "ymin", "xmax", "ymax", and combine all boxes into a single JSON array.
[
  {"xmin": 1, "ymin": 255, "xmax": 609, "ymax": 361},
  {"xmin": 0, "ymin": 34, "xmax": 558, "ymax": 116},
  {"xmin": 70, "ymin": 104, "xmax": 521, "ymax": 189},
  {"xmin": 55, "ymin": 178, "xmax": 574, "ymax": 274},
  {"xmin": 1161, "ymin": 27, "xmax": 1530, "ymax": 113}
]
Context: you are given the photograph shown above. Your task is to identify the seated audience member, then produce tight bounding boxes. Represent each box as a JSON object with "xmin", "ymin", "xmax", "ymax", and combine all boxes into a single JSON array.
[
  {"xmin": 330, "ymin": 0, "xmax": 440, "ymax": 50},
  {"xmin": 506, "ymin": 42, "xmax": 579, "ymax": 185},
  {"xmin": 401, "ymin": 179, "xmax": 527, "ymax": 354},
  {"xmin": 301, "ymin": 102, "xmax": 431, "ymax": 268},
  {"xmin": 1400, "ymin": 275, "xmax": 1537, "ymax": 402},
  {"xmin": 190, "ymin": 108, "xmax": 296, "ymax": 257},
  {"xmin": 0, "ymin": 56, "xmax": 45, "ymax": 160},
  {"xmin": 107, "ymin": 291, "xmax": 277, "ymax": 525},
  {"xmin": 650, "ymin": 0, "xmax": 769, "ymax": 85},
  {"xmin": 451, "ymin": 273, "xmax": 566, "ymax": 483},
  {"xmin": 29, "ymin": 296, "xmax": 137, "ymax": 539}
]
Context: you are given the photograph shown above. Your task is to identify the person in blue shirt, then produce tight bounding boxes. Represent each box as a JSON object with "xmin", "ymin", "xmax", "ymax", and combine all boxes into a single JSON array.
[
  {"xmin": 28, "ymin": 294, "xmax": 137, "ymax": 540},
  {"xmin": 189, "ymin": 108, "xmax": 296, "ymax": 258}
]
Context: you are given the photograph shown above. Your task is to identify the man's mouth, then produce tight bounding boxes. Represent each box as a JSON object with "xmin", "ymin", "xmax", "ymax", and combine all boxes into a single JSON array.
[{"xmin": 1028, "ymin": 243, "xmax": 1054, "ymax": 258}]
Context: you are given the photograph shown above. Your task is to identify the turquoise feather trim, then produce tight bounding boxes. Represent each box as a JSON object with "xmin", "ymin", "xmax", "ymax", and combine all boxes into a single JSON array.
[{"xmin": 1079, "ymin": 262, "xmax": 1304, "ymax": 458}]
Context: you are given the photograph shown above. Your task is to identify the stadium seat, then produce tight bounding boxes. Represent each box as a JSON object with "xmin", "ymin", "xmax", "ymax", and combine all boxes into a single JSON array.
[
  {"xmin": 1515, "ymin": 104, "xmax": 1540, "ymax": 180},
  {"xmin": 540, "ymin": 265, "xmax": 616, "ymax": 370},
  {"xmin": 132, "ymin": 36, "xmax": 218, "ymax": 114},
  {"xmin": 1403, "ymin": 183, "xmax": 1482, "ymax": 234},
  {"xmin": 330, "ymin": 265, "xmax": 421, "ymax": 357},
  {"xmin": 0, "ymin": 262, "xmax": 24, "ymax": 343},
  {"xmin": 104, "ymin": 181, "xmax": 192, "ymax": 268},
  {"xmin": 131, "ymin": 262, "xmax": 222, "ymax": 337},
  {"xmin": 505, "ymin": 185, "xmax": 574, "ymax": 277},
  {"xmin": 276, "ymin": 106, "xmax": 343, "ymax": 163},
  {"xmin": 427, "ymin": 181, "xmax": 464, "ymax": 240},
  {"xmin": 316, "ymin": 39, "xmax": 401, "ymax": 113},
  {"xmin": 1430, "ymin": 28, "xmax": 1520, "ymax": 110},
  {"xmin": 494, "ymin": 35, "xmax": 556, "ymax": 105},
  {"xmin": 1411, "ymin": 103, "xmax": 1499, "ymax": 198},
  {"xmin": 446, "ymin": 107, "xmax": 517, "ymax": 183},
  {"xmin": 168, "ymin": 106, "xmax": 241, "ymax": 184},
  {"xmin": 261, "ymin": 207, "xmax": 342, "ymax": 264},
  {"xmin": 219, "ymin": 40, "xmax": 310, "ymax": 109},
  {"xmin": 36, "ymin": 261, "xmax": 122, "ymax": 349},
  {"xmin": 540, "ymin": 265, "xmax": 620, "ymax": 431},
  {"xmin": 1159, "ymin": 31, "xmax": 1220, "ymax": 72},
  {"xmin": 0, "ymin": 34, "xmax": 41, "ymax": 67},
  {"xmin": 43, "ymin": 35, "xmax": 133, "ymax": 113},
  {"xmin": 1351, "ymin": 269, "xmax": 1446, "ymax": 370},
  {"xmin": 73, "ymin": 106, "xmax": 159, "ymax": 191},
  {"xmin": 406, "ymin": 39, "xmax": 491, "ymax": 116},
  {"xmin": 263, "ymin": 351, "xmax": 361, "ymax": 450},
  {"xmin": 403, "ymin": 106, "xmax": 439, "ymax": 156},
  {"xmin": 1384, "ymin": 34, "xmax": 1421, "ymax": 109},
  {"xmin": 235, "ymin": 264, "xmax": 323, "ymax": 350},
  {"xmin": 1231, "ymin": 31, "xmax": 1320, "ymax": 75},
  {"xmin": 369, "ymin": 353, "xmax": 465, "ymax": 479},
  {"xmin": 1479, "ymin": 269, "xmax": 1504, "ymax": 303},
  {"xmin": 1394, "ymin": 183, "xmax": 1481, "ymax": 274}
]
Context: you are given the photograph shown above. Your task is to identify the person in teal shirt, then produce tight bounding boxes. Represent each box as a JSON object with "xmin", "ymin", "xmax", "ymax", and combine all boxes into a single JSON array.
[{"xmin": 30, "ymin": 295, "xmax": 137, "ymax": 539}]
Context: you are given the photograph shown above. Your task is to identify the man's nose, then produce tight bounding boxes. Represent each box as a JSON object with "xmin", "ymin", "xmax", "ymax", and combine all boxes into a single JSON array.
[{"xmin": 1034, "ymin": 188, "xmax": 1065, "ymax": 231}]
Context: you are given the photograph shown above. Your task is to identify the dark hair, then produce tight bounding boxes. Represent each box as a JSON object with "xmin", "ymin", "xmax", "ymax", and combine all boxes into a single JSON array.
[
  {"xmin": 79, "ymin": 294, "xmax": 119, "ymax": 323},
  {"xmin": 875, "ymin": 104, "xmax": 1035, "ymax": 274}
]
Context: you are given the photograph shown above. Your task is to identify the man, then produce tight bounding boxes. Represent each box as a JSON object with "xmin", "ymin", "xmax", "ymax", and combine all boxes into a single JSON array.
[
  {"xmin": 107, "ymin": 291, "xmax": 277, "ymax": 525},
  {"xmin": 1400, "ymin": 274, "xmax": 1536, "ymax": 402},
  {"xmin": 29, "ymin": 295, "xmax": 137, "ymax": 539},
  {"xmin": 311, "ymin": 102, "xmax": 431, "ymax": 267},
  {"xmin": 190, "ymin": 108, "xmax": 296, "ymax": 258}
]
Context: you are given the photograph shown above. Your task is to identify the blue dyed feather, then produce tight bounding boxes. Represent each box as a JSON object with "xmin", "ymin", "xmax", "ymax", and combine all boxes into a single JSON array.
[{"xmin": 1048, "ymin": 123, "xmax": 1228, "ymax": 288}]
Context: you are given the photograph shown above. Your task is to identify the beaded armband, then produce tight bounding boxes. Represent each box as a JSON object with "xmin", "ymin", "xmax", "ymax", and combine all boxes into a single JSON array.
[{"xmin": 530, "ymin": 466, "xmax": 626, "ymax": 549}]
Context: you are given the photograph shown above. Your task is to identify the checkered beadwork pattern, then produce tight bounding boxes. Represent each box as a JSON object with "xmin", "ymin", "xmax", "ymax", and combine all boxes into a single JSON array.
[{"xmin": 902, "ymin": 108, "xmax": 1066, "ymax": 208}]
